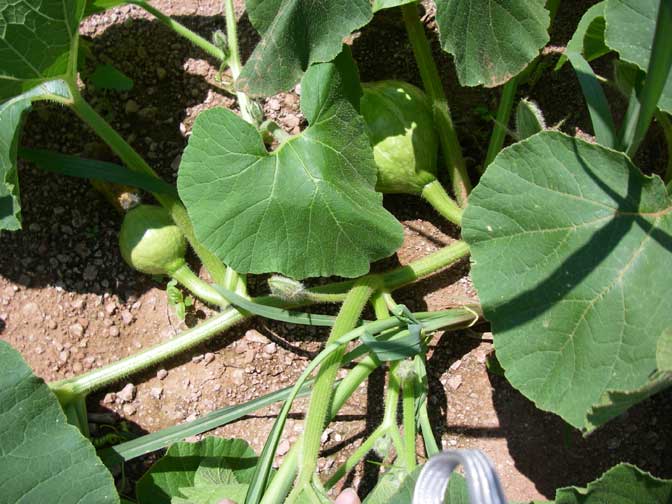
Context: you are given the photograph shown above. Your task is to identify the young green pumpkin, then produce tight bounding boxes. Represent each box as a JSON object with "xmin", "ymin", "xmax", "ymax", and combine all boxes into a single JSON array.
[
  {"xmin": 361, "ymin": 81, "xmax": 462, "ymax": 225},
  {"xmin": 119, "ymin": 205, "xmax": 226, "ymax": 307}
]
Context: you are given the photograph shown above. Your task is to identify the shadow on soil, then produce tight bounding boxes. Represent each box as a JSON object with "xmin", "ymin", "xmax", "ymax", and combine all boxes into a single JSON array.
[
  {"xmin": 0, "ymin": 12, "xmax": 259, "ymax": 299},
  {"xmin": 489, "ymin": 373, "xmax": 672, "ymax": 498}
]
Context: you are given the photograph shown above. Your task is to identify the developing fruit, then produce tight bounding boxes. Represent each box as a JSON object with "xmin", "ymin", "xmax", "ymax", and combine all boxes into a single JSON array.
[{"xmin": 119, "ymin": 205, "xmax": 187, "ymax": 275}]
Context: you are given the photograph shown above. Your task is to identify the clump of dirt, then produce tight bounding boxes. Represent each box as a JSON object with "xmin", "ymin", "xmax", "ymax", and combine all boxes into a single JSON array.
[{"xmin": 1, "ymin": 0, "xmax": 670, "ymax": 502}]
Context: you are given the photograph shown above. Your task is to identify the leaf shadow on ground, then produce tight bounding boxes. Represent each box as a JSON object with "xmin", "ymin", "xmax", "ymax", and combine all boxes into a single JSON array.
[
  {"xmin": 488, "ymin": 372, "xmax": 672, "ymax": 498},
  {"xmin": 0, "ymin": 12, "xmax": 258, "ymax": 301}
]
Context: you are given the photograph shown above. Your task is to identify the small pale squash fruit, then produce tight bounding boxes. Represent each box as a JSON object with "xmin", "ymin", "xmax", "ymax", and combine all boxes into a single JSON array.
[
  {"xmin": 119, "ymin": 205, "xmax": 187, "ymax": 275},
  {"xmin": 360, "ymin": 80, "xmax": 438, "ymax": 194}
]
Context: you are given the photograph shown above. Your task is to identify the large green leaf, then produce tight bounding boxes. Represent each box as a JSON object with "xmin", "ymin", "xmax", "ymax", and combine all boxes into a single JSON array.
[
  {"xmin": 179, "ymin": 49, "xmax": 403, "ymax": 279},
  {"xmin": 555, "ymin": 1, "xmax": 609, "ymax": 70},
  {"xmin": 554, "ymin": 464, "xmax": 672, "ymax": 503},
  {"xmin": 1, "ymin": 80, "xmax": 72, "ymax": 231},
  {"xmin": 136, "ymin": 437, "xmax": 257, "ymax": 504},
  {"xmin": 435, "ymin": 0, "xmax": 550, "ymax": 87},
  {"xmin": 237, "ymin": 0, "xmax": 372, "ymax": 96},
  {"xmin": 0, "ymin": 0, "xmax": 83, "ymax": 100},
  {"xmin": 372, "ymin": 0, "xmax": 416, "ymax": 13},
  {"xmin": 0, "ymin": 340, "xmax": 118, "ymax": 503},
  {"xmin": 604, "ymin": 0, "xmax": 672, "ymax": 114},
  {"xmin": 462, "ymin": 131, "xmax": 672, "ymax": 430}
]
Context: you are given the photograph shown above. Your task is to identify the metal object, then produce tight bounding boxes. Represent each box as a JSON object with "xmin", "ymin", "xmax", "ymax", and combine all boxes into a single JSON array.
[{"xmin": 412, "ymin": 450, "xmax": 507, "ymax": 504}]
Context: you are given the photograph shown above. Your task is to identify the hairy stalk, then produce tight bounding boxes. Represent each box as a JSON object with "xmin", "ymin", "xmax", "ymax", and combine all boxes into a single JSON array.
[
  {"xmin": 50, "ymin": 245, "xmax": 470, "ymax": 405},
  {"xmin": 67, "ymin": 88, "xmax": 229, "ymax": 285},
  {"xmin": 311, "ymin": 240, "xmax": 470, "ymax": 297},
  {"xmin": 421, "ymin": 180, "xmax": 463, "ymax": 226},
  {"xmin": 223, "ymin": 0, "xmax": 254, "ymax": 124},
  {"xmin": 401, "ymin": 375, "xmax": 417, "ymax": 470},
  {"xmin": 130, "ymin": 0, "xmax": 225, "ymax": 60},
  {"xmin": 418, "ymin": 397, "xmax": 439, "ymax": 457},
  {"xmin": 170, "ymin": 263, "xmax": 229, "ymax": 307},
  {"xmin": 401, "ymin": 2, "xmax": 471, "ymax": 206},
  {"xmin": 50, "ymin": 308, "xmax": 244, "ymax": 398},
  {"xmin": 291, "ymin": 280, "xmax": 378, "ymax": 498},
  {"xmin": 260, "ymin": 355, "xmax": 380, "ymax": 504},
  {"xmin": 484, "ymin": 77, "xmax": 518, "ymax": 169}
]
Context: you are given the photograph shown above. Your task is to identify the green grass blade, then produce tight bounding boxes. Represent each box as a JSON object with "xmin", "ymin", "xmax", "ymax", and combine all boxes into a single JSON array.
[
  {"xmin": 213, "ymin": 286, "xmax": 338, "ymax": 326},
  {"xmin": 566, "ymin": 51, "xmax": 617, "ymax": 147},
  {"xmin": 19, "ymin": 148, "xmax": 178, "ymax": 196},
  {"xmin": 622, "ymin": 0, "xmax": 672, "ymax": 157},
  {"xmin": 98, "ymin": 380, "xmax": 315, "ymax": 466}
]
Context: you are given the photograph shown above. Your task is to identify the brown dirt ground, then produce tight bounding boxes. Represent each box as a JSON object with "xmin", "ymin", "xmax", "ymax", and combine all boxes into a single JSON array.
[{"xmin": 1, "ymin": 0, "xmax": 670, "ymax": 502}]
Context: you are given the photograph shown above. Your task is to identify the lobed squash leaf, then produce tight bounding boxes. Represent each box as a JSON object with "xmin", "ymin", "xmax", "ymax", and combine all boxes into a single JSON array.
[
  {"xmin": 179, "ymin": 48, "xmax": 403, "ymax": 279},
  {"xmin": 237, "ymin": 0, "xmax": 372, "ymax": 96},
  {"xmin": 434, "ymin": 0, "xmax": 550, "ymax": 87},
  {"xmin": 463, "ymin": 131, "xmax": 672, "ymax": 431},
  {"xmin": 0, "ymin": 340, "xmax": 118, "ymax": 503}
]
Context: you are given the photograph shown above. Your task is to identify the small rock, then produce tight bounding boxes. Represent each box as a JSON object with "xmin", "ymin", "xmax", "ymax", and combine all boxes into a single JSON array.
[
  {"xmin": 121, "ymin": 310, "xmax": 134, "ymax": 325},
  {"xmin": 157, "ymin": 369, "xmax": 168, "ymax": 380},
  {"xmin": 102, "ymin": 392, "xmax": 116, "ymax": 405},
  {"xmin": 108, "ymin": 326, "xmax": 120, "ymax": 338},
  {"xmin": 449, "ymin": 359, "xmax": 462, "ymax": 371},
  {"xmin": 150, "ymin": 386, "xmax": 163, "ymax": 400},
  {"xmin": 203, "ymin": 352, "xmax": 215, "ymax": 365},
  {"xmin": 68, "ymin": 323, "xmax": 84, "ymax": 338},
  {"xmin": 446, "ymin": 375, "xmax": 463, "ymax": 390},
  {"xmin": 59, "ymin": 350, "xmax": 69, "ymax": 363},
  {"xmin": 122, "ymin": 404, "xmax": 137, "ymax": 416},
  {"xmin": 72, "ymin": 362, "xmax": 83, "ymax": 373},
  {"xmin": 321, "ymin": 428, "xmax": 334, "ymax": 444},
  {"xmin": 70, "ymin": 298, "xmax": 86, "ymax": 310},
  {"xmin": 83, "ymin": 265, "xmax": 98, "ymax": 281},
  {"xmin": 117, "ymin": 383, "xmax": 136, "ymax": 403},
  {"xmin": 277, "ymin": 439, "xmax": 291, "ymax": 456},
  {"xmin": 192, "ymin": 354, "xmax": 204, "ymax": 363},
  {"xmin": 243, "ymin": 349, "xmax": 255, "ymax": 364},
  {"xmin": 284, "ymin": 114, "xmax": 300, "ymax": 129},
  {"xmin": 125, "ymin": 99, "xmax": 140, "ymax": 114},
  {"xmin": 105, "ymin": 302, "xmax": 117, "ymax": 315},
  {"xmin": 231, "ymin": 368, "xmax": 245, "ymax": 385},
  {"xmin": 268, "ymin": 98, "xmax": 281, "ymax": 111},
  {"xmin": 22, "ymin": 302, "xmax": 43, "ymax": 320},
  {"xmin": 263, "ymin": 343, "xmax": 277, "ymax": 355},
  {"xmin": 244, "ymin": 329, "xmax": 268, "ymax": 344}
]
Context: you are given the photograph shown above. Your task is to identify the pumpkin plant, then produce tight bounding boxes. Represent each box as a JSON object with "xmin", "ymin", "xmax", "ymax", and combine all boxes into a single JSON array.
[{"xmin": 1, "ymin": 0, "xmax": 671, "ymax": 502}]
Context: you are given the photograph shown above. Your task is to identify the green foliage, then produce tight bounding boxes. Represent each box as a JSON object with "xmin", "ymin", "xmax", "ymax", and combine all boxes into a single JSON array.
[
  {"xmin": 237, "ymin": 0, "xmax": 373, "ymax": 96},
  {"xmin": 554, "ymin": 464, "xmax": 672, "ymax": 503},
  {"xmin": 0, "ymin": 341, "xmax": 118, "ymax": 503},
  {"xmin": 372, "ymin": 0, "xmax": 416, "ymax": 13},
  {"xmin": 88, "ymin": 64, "xmax": 134, "ymax": 91},
  {"xmin": 605, "ymin": 0, "xmax": 672, "ymax": 113},
  {"xmin": 167, "ymin": 279, "xmax": 194, "ymax": 320},
  {"xmin": 179, "ymin": 49, "xmax": 403, "ymax": 279},
  {"xmin": 435, "ymin": 0, "xmax": 550, "ymax": 87},
  {"xmin": 360, "ymin": 80, "xmax": 438, "ymax": 194},
  {"xmin": 0, "ymin": 0, "xmax": 83, "ymax": 100},
  {"xmin": 0, "ymin": 81, "xmax": 73, "ymax": 231},
  {"xmin": 119, "ymin": 205, "xmax": 187, "ymax": 275},
  {"xmin": 463, "ymin": 132, "xmax": 672, "ymax": 430},
  {"xmin": 136, "ymin": 437, "xmax": 258, "ymax": 504},
  {"xmin": 556, "ymin": 1, "xmax": 609, "ymax": 70},
  {"xmin": 515, "ymin": 98, "xmax": 546, "ymax": 140}
]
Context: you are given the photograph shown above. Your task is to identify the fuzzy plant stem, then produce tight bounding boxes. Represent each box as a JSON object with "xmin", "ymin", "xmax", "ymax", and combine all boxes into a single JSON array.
[
  {"xmin": 67, "ymin": 88, "xmax": 230, "ymax": 286},
  {"xmin": 260, "ymin": 355, "xmax": 381, "ymax": 504},
  {"xmin": 223, "ymin": 0, "xmax": 254, "ymax": 124},
  {"xmin": 130, "ymin": 0, "xmax": 225, "ymax": 60},
  {"xmin": 401, "ymin": 375, "xmax": 417, "ymax": 470},
  {"xmin": 401, "ymin": 2, "xmax": 471, "ymax": 207},
  {"xmin": 483, "ymin": 77, "xmax": 518, "ymax": 169},
  {"xmin": 51, "ymin": 308, "xmax": 244, "ymax": 400},
  {"xmin": 622, "ymin": 0, "xmax": 672, "ymax": 157},
  {"xmin": 421, "ymin": 180, "xmax": 463, "ymax": 226},
  {"xmin": 292, "ymin": 280, "xmax": 378, "ymax": 496},
  {"xmin": 170, "ymin": 263, "xmax": 229, "ymax": 308}
]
